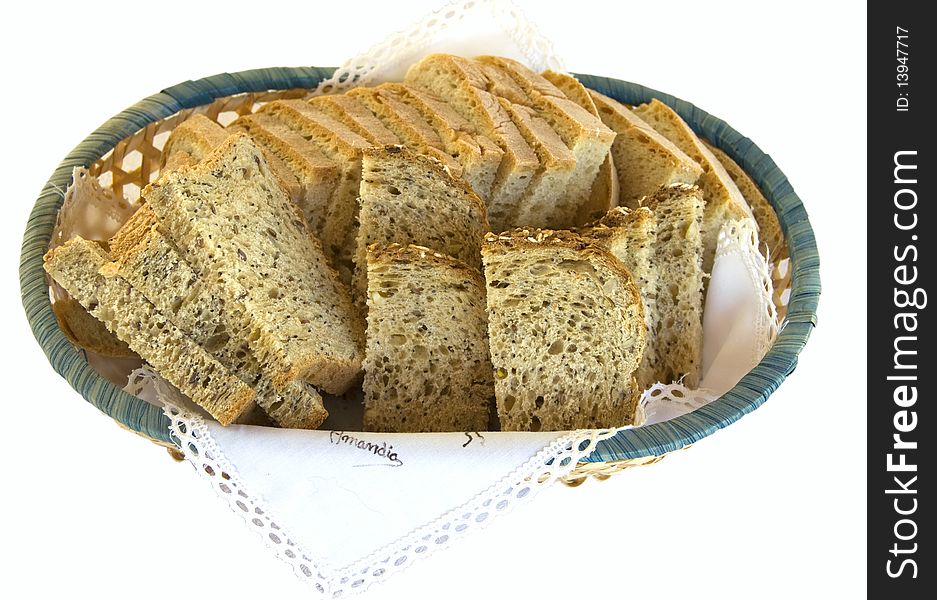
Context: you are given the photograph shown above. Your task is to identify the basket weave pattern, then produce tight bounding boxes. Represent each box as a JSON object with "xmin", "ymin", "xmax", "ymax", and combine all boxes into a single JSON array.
[{"xmin": 19, "ymin": 67, "xmax": 819, "ymax": 485}]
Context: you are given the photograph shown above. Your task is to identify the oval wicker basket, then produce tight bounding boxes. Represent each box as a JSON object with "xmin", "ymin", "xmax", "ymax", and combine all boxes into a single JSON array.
[{"xmin": 19, "ymin": 66, "xmax": 819, "ymax": 485}]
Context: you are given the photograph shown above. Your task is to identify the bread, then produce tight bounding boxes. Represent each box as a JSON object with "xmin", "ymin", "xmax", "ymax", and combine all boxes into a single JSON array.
[
  {"xmin": 109, "ymin": 205, "xmax": 328, "ymax": 428},
  {"xmin": 161, "ymin": 114, "xmax": 229, "ymax": 171},
  {"xmin": 540, "ymin": 70, "xmax": 619, "ymax": 219},
  {"xmin": 482, "ymin": 229, "xmax": 646, "ymax": 430},
  {"xmin": 355, "ymin": 146, "xmax": 489, "ymax": 295},
  {"xmin": 363, "ymin": 244, "xmax": 494, "ymax": 432},
  {"xmin": 405, "ymin": 54, "xmax": 539, "ymax": 232},
  {"xmin": 642, "ymin": 184, "xmax": 705, "ymax": 387},
  {"xmin": 703, "ymin": 140, "xmax": 786, "ymax": 261},
  {"xmin": 579, "ymin": 207, "xmax": 658, "ymax": 388},
  {"xmin": 228, "ymin": 113, "xmax": 340, "ymax": 237},
  {"xmin": 44, "ymin": 237, "xmax": 255, "ymax": 425},
  {"xmin": 588, "ymin": 91, "xmax": 702, "ymax": 209},
  {"xmin": 498, "ymin": 100, "xmax": 576, "ymax": 227},
  {"xmin": 345, "ymin": 87, "xmax": 464, "ymax": 176},
  {"xmin": 631, "ymin": 99, "xmax": 752, "ymax": 273},
  {"xmin": 477, "ymin": 58, "xmax": 616, "ymax": 225},
  {"xmin": 374, "ymin": 83, "xmax": 504, "ymax": 202},
  {"xmin": 144, "ymin": 134, "xmax": 364, "ymax": 395},
  {"xmin": 308, "ymin": 94, "xmax": 400, "ymax": 145},
  {"xmin": 257, "ymin": 99, "xmax": 372, "ymax": 276},
  {"xmin": 51, "ymin": 296, "xmax": 135, "ymax": 358}
]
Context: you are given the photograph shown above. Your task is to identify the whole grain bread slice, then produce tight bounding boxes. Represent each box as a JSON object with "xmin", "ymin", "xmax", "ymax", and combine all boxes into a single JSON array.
[
  {"xmin": 228, "ymin": 112, "xmax": 340, "ymax": 238},
  {"xmin": 405, "ymin": 54, "xmax": 539, "ymax": 231},
  {"xmin": 257, "ymin": 99, "xmax": 372, "ymax": 277},
  {"xmin": 477, "ymin": 57, "xmax": 616, "ymax": 225},
  {"xmin": 308, "ymin": 94, "xmax": 400, "ymax": 146},
  {"xmin": 632, "ymin": 99, "xmax": 752, "ymax": 273},
  {"xmin": 642, "ymin": 184, "xmax": 705, "ymax": 387},
  {"xmin": 44, "ymin": 238, "xmax": 255, "ymax": 425},
  {"xmin": 540, "ymin": 70, "xmax": 619, "ymax": 219},
  {"xmin": 579, "ymin": 207, "xmax": 659, "ymax": 389},
  {"xmin": 109, "ymin": 205, "xmax": 328, "ymax": 428},
  {"xmin": 588, "ymin": 91, "xmax": 703, "ymax": 209},
  {"xmin": 144, "ymin": 134, "xmax": 363, "ymax": 395},
  {"xmin": 355, "ymin": 146, "xmax": 489, "ymax": 295},
  {"xmin": 161, "ymin": 114, "xmax": 302, "ymax": 202},
  {"xmin": 374, "ymin": 83, "xmax": 504, "ymax": 202},
  {"xmin": 363, "ymin": 244, "xmax": 494, "ymax": 432},
  {"xmin": 482, "ymin": 228, "xmax": 646, "ymax": 430},
  {"xmin": 703, "ymin": 140, "xmax": 786, "ymax": 261}
]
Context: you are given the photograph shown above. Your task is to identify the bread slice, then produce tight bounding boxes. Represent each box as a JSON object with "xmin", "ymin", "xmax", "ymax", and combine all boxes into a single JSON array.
[
  {"xmin": 363, "ymin": 244, "xmax": 494, "ymax": 432},
  {"xmin": 144, "ymin": 134, "xmax": 363, "ymax": 395},
  {"xmin": 703, "ymin": 140, "xmax": 786, "ymax": 261},
  {"xmin": 52, "ymin": 296, "xmax": 135, "ymax": 358},
  {"xmin": 482, "ymin": 229, "xmax": 646, "ymax": 430},
  {"xmin": 308, "ymin": 94, "xmax": 400, "ymax": 146},
  {"xmin": 44, "ymin": 238, "xmax": 255, "ymax": 425},
  {"xmin": 109, "ymin": 205, "xmax": 328, "ymax": 428},
  {"xmin": 579, "ymin": 207, "xmax": 658, "ymax": 389},
  {"xmin": 374, "ymin": 83, "xmax": 504, "ymax": 202},
  {"xmin": 228, "ymin": 113, "xmax": 340, "ymax": 238},
  {"xmin": 477, "ymin": 58, "xmax": 616, "ymax": 225},
  {"xmin": 631, "ymin": 99, "xmax": 752, "ymax": 273},
  {"xmin": 642, "ymin": 184, "xmax": 705, "ymax": 387},
  {"xmin": 345, "ymin": 87, "xmax": 463, "ymax": 176},
  {"xmin": 161, "ymin": 114, "xmax": 229, "ymax": 171},
  {"xmin": 588, "ymin": 91, "xmax": 702, "ymax": 209},
  {"xmin": 405, "ymin": 54, "xmax": 539, "ymax": 232},
  {"xmin": 540, "ymin": 70, "xmax": 619, "ymax": 219},
  {"xmin": 355, "ymin": 146, "xmax": 489, "ymax": 295},
  {"xmin": 257, "ymin": 99, "xmax": 372, "ymax": 276}
]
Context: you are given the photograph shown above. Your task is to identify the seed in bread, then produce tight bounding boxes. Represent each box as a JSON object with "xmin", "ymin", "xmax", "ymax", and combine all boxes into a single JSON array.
[
  {"xmin": 482, "ymin": 229, "xmax": 647, "ymax": 430},
  {"xmin": 363, "ymin": 244, "xmax": 494, "ymax": 432},
  {"xmin": 144, "ymin": 134, "xmax": 364, "ymax": 395},
  {"xmin": 44, "ymin": 238, "xmax": 255, "ymax": 425}
]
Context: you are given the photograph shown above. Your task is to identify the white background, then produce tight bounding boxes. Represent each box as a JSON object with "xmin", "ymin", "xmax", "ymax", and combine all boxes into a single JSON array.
[{"xmin": 0, "ymin": 1, "xmax": 866, "ymax": 598}]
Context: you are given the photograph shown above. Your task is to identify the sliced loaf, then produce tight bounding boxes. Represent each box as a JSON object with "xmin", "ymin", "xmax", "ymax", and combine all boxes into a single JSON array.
[
  {"xmin": 375, "ymin": 83, "xmax": 504, "ymax": 202},
  {"xmin": 477, "ymin": 57, "xmax": 616, "ymax": 225},
  {"xmin": 355, "ymin": 146, "xmax": 489, "ymax": 294},
  {"xmin": 482, "ymin": 229, "xmax": 646, "ymax": 430},
  {"xmin": 109, "ymin": 205, "xmax": 328, "ymax": 428},
  {"xmin": 44, "ymin": 238, "xmax": 255, "ymax": 425},
  {"xmin": 540, "ymin": 70, "xmax": 619, "ymax": 219},
  {"xmin": 631, "ymin": 99, "xmax": 752, "ymax": 273},
  {"xmin": 228, "ymin": 112, "xmax": 340, "ymax": 237},
  {"xmin": 363, "ymin": 244, "xmax": 494, "ymax": 432},
  {"xmin": 588, "ymin": 91, "xmax": 702, "ymax": 209},
  {"xmin": 144, "ymin": 134, "xmax": 363, "ymax": 395},
  {"xmin": 703, "ymin": 140, "xmax": 786, "ymax": 261},
  {"xmin": 642, "ymin": 184, "xmax": 705, "ymax": 387},
  {"xmin": 405, "ymin": 54, "xmax": 539, "ymax": 232}
]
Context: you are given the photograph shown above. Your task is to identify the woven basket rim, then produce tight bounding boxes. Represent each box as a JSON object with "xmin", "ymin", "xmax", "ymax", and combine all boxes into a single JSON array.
[{"xmin": 19, "ymin": 66, "xmax": 820, "ymax": 463}]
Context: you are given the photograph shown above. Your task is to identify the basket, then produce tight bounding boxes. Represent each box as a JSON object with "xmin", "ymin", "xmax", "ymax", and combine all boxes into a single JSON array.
[{"xmin": 19, "ymin": 66, "xmax": 820, "ymax": 485}]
